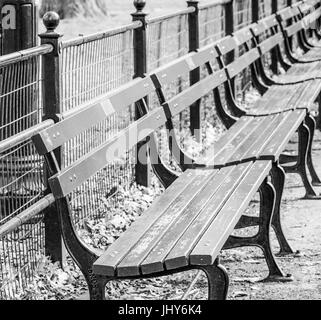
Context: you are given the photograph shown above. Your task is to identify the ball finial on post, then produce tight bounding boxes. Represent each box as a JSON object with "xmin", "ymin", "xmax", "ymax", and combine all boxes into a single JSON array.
[
  {"xmin": 43, "ymin": 11, "xmax": 60, "ymax": 32},
  {"xmin": 133, "ymin": 0, "xmax": 146, "ymax": 13}
]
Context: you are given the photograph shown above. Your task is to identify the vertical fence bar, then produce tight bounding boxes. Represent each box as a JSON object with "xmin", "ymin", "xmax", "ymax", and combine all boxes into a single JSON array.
[
  {"xmin": 287, "ymin": 0, "xmax": 294, "ymax": 50},
  {"xmin": 225, "ymin": 0, "xmax": 235, "ymax": 95},
  {"xmin": 39, "ymin": 12, "xmax": 63, "ymax": 264},
  {"xmin": 271, "ymin": 0, "xmax": 279, "ymax": 74},
  {"xmin": 132, "ymin": 0, "xmax": 151, "ymax": 187},
  {"xmin": 187, "ymin": 0, "xmax": 201, "ymax": 142},
  {"xmin": 252, "ymin": 0, "xmax": 259, "ymax": 22}
]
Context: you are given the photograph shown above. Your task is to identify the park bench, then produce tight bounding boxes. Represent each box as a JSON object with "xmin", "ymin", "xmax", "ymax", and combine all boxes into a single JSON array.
[
  {"xmin": 30, "ymin": 1, "xmax": 321, "ymax": 301},
  {"xmin": 284, "ymin": 1, "xmax": 321, "ymax": 62},
  {"xmin": 274, "ymin": 4, "xmax": 321, "ymax": 64},
  {"xmin": 31, "ymin": 74, "xmax": 290, "ymax": 300},
  {"xmin": 217, "ymin": 6, "xmax": 321, "ymax": 192},
  {"xmin": 147, "ymin": 17, "xmax": 321, "ymax": 200}
]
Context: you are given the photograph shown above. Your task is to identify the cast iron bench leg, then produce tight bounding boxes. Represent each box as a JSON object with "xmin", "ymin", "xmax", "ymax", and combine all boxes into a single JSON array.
[
  {"xmin": 224, "ymin": 180, "xmax": 292, "ymax": 282},
  {"xmin": 284, "ymin": 123, "xmax": 321, "ymax": 199},
  {"xmin": 305, "ymin": 114, "xmax": 321, "ymax": 186},
  {"xmin": 90, "ymin": 276, "xmax": 110, "ymax": 301},
  {"xmin": 201, "ymin": 258, "xmax": 229, "ymax": 300},
  {"xmin": 90, "ymin": 261, "xmax": 230, "ymax": 301},
  {"xmin": 256, "ymin": 181, "xmax": 292, "ymax": 282},
  {"xmin": 271, "ymin": 164, "xmax": 294, "ymax": 256}
]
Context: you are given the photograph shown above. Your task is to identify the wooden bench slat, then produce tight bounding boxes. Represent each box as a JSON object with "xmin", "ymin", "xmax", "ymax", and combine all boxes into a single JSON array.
[
  {"xmin": 108, "ymin": 77, "xmax": 154, "ymax": 110},
  {"xmin": 297, "ymin": 79, "xmax": 321, "ymax": 107},
  {"xmin": 226, "ymin": 115, "xmax": 279, "ymax": 164},
  {"xmin": 193, "ymin": 43, "xmax": 218, "ymax": 65},
  {"xmin": 244, "ymin": 113, "xmax": 289, "ymax": 160},
  {"xmin": 285, "ymin": 20, "xmax": 305, "ymax": 37},
  {"xmin": 151, "ymin": 44, "xmax": 219, "ymax": 87},
  {"xmin": 164, "ymin": 164, "xmax": 251, "ymax": 271},
  {"xmin": 233, "ymin": 26, "xmax": 254, "ymax": 46},
  {"xmin": 48, "ymin": 108, "xmax": 167, "ymax": 198},
  {"xmin": 33, "ymin": 99, "xmax": 115, "ymax": 155},
  {"xmin": 302, "ymin": 7, "xmax": 321, "ymax": 28},
  {"xmin": 259, "ymin": 33, "xmax": 283, "ymax": 55},
  {"xmin": 92, "ymin": 169, "xmax": 206, "ymax": 277},
  {"xmin": 278, "ymin": 7, "xmax": 297, "ymax": 21},
  {"xmin": 215, "ymin": 36, "xmax": 237, "ymax": 56},
  {"xmin": 252, "ymin": 15, "xmax": 279, "ymax": 36},
  {"xmin": 227, "ymin": 49, "xmax": 260, "ymax": 79},
  {"xmin": 300, "ymin": 49, "xmax": 321, "ymax": 61},
  {"xmin": 261, "ymin": 110, "xmax": 307, "ymax": 161},
  {"xmin": 197, "ymin": 117, "xmax": 253, "ymax": 166},
  {"xmin": 151, "ymin": 55, "xmax": 195, "ymax": 88},
  {"xmin": 115, "ymin": 170, "xmax": 217, "ymax": 277},
  {"xmin": 214, "ymin": 117, "xmax": 265, "ymax": 167},
  {"xmin": 32, "ymin": 77, "xmax": 154, "ymax": 155},
  {"xmin": 140, "ymin": 165, "xmax": 248, "ymax": 275},
  {"xmin": 291, "ymin": 79, "xmax": 321, "ymax": 110},
  {"xmin": 190, "ymin": 161, "xmax": 272, "ymax": 266},
  {"xmin": 251, "ymin": 80, "xmax": 309, "ymax": 114},
  {"xmin": 285, "ymin": 59, "xmax": 321, "ymax": 77},
  {"xmin": 164, "ymin": 70, "xmax": 227, "ymax": 117}
]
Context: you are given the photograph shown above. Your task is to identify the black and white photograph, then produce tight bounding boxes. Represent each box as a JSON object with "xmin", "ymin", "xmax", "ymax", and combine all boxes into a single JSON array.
[{"xmin": 1, "ymin": 0, "xmax": 321, "ymax": 305}]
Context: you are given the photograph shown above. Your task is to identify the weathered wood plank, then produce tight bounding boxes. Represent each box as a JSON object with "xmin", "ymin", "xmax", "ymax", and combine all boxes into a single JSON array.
[
  {"xmin": 49, "ymin": 108, "xmax": 167, "ymax": 198},
  {"xmin": 33, "ymin": 77, "xmax": 155, "ymax": 155},
  {"xmin": 196, "ymin": 117, "xmax": 253, "ymax": 166},
  {"xmin": 226, "ymin": 115, "xmax": 279, "ymax": 164},
  {"xmin": 227, "ymin": 49, "xmax": 260, "ymax": 79},
  {"xmin": 116, "ymin": 170, "xmax": 217, "ymax": 277},
  {"xmin": 164, "ymin": 163, "xmax": 252, "ymax": 270},
  {"xmin": 93, "ymin": 169, "xmax": 206, "ymax": 277},
  {"xmin": 164, "ymin": 70, "xmax": 227, "ymax": 118},
  {"xmin": 140, "ymin": 166, "xmax": 239, "ymax": 275},
  {"xmin": 261, "ymin": 110, "xmax": 306, "ymax": 161},
  {"xmin": 190, "ymin": 161, "xmax": 271, "ymax": 266},
  {"xmin": 213, "ymin": 117, "xmax": 265, "ymax": 167},
  {"xmin": 243, "ymin": 113, "xmax": 288, "ymax": 160}
]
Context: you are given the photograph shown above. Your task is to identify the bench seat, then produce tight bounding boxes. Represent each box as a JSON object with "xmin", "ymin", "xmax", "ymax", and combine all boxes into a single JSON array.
[
  {"xmin": 198, "ymin": 110, "xmax": 306, "ymax": 167},
  {"xmin": 249, "ymin": 80, "xmax": 321, "ymax": 115},
  {"xmin": 294, "ymin": 48, "xmax": 321, "ymax": 63},
  {"xmin": 93, "ymin": 161, "xmax": 272, "ymax": 278},
  {"xmin": 276, "ymin": 60, "xmax": 321, "ymax": 81}
]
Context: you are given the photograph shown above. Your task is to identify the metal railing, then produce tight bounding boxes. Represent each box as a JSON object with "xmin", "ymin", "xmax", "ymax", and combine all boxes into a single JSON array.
[
  {"xmin": 0, "ymin": 43, "xmax": 54, "ymax": 298},
  {"xmin": 0, "ymin": 0, "xmax": 301, "ymax": 299}
]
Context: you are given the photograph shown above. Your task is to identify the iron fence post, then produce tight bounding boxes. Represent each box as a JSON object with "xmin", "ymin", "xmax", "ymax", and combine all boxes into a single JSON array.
[
  {"xmin": 252, "ymin": 0, "xmax": 259, "ymax": 22},
  {"xmin": 287, "ymin": 0, "xmax": 294, "ymax": 50},
  {"xmin": 271, "ymin": 0, "xmax": 279, "ymax": 74},
  {"xmin": 187, "ymin": 0, "xmax": 201, "ymax": 142},
  {"xmin": 39, "ymin": 12, "xmax": 63, "ymax": 264},
  {"xmin": 132, "ymin": 0, "xmax": 151, "ymax": 187},
  {"xmin": 225, "ymin": 0, "xmax": 235, "ymax": 96}
]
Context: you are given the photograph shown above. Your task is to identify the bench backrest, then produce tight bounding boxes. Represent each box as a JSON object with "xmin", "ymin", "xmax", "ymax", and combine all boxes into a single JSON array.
[
  {"xmin": 278, "ymin": 3, "xmax": 321, "ymax": 38},
  {"xmin": 151, "ymin": 42, "xmax": 226, "ymax": 115},
  {"xmin": 32, "ymin": 77, "xmax": 171, "ymax": 199},
  {"xmin": 32, "ymin": 0, "xmax": 321, "ymax": 202},
  {"xmin": 251, "ymin": 14, "xmax": 283, "ymax": 53}
]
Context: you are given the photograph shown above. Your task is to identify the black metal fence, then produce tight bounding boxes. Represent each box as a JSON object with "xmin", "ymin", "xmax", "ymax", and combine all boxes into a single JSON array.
[{"xmin": 0, "ymin": 0, "xmax": 301, "ymax": 299}]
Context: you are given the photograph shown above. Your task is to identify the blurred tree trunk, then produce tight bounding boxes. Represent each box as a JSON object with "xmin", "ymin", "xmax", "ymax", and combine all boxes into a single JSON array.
[{"xmin": 39, "ymin": 0, "xmax": 108, "ymax": 18}]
